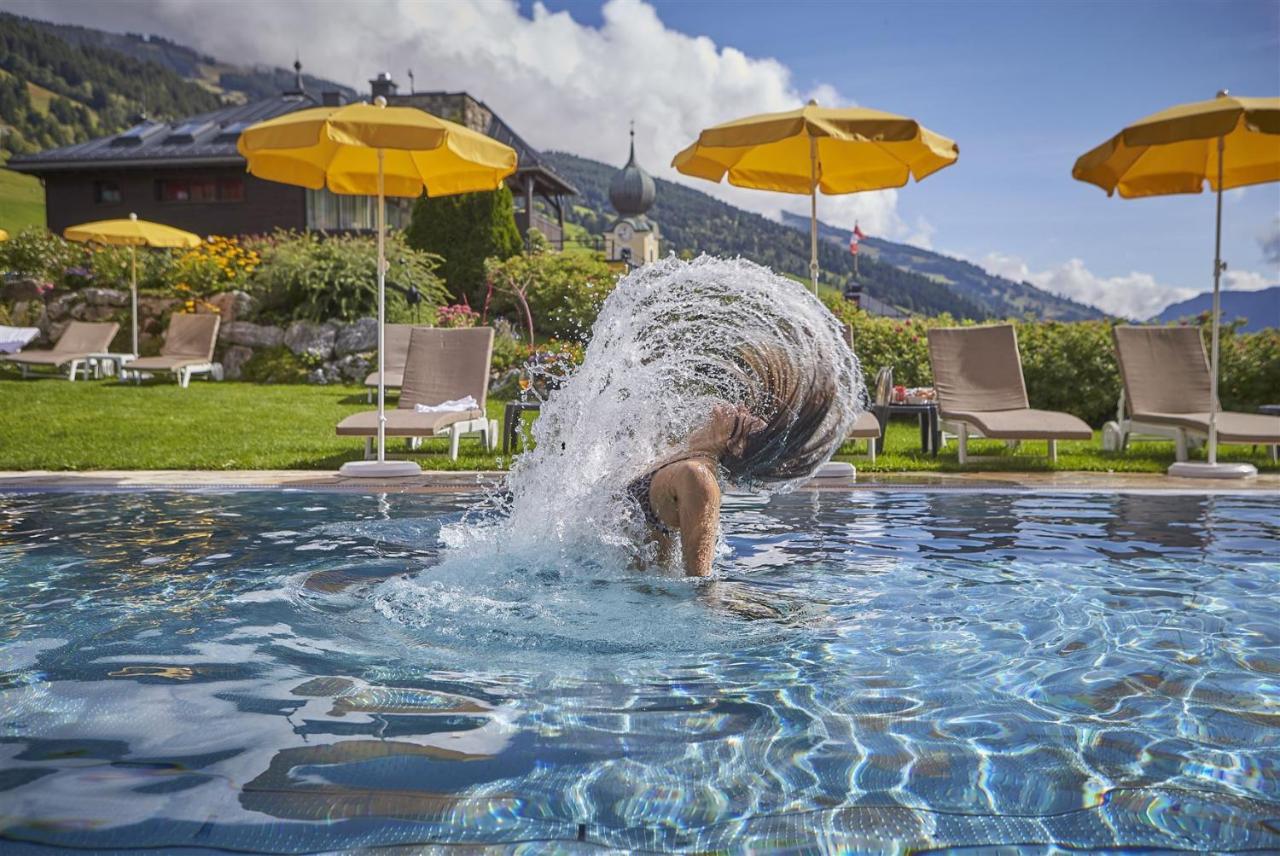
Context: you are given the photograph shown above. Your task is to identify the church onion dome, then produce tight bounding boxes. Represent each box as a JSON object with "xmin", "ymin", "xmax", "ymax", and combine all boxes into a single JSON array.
[{"xmin": 609, "ymin": 128, "xmax": 655, "ymax": 217}]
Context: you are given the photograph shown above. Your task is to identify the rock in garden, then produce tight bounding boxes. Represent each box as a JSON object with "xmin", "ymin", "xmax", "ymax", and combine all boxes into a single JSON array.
[
  {"xmin": 81, "ymin": 288, "xmax": 128, "ymax": 307},
  {"xmin": 44, "ymin": 293, "xmax": 75, "ymax": 322},
  {"xmin": 206, "ymin": 290, "xmax": 255, "ymax": 324},
  {"xmin": 138, "ymin": 297, "xmax": 178, "ymax": 318},
  {"xmin": 333, "ymin": 353, "xmax": 372, "ymax": 383},
  {"xmin": 0, "ymin": 278, "xmax": 46, "ymax": 302},
  {"xmin": 334, "ymin": 317, "xmax": 379, "ymax": 355},
  {"xmin": 221, "ymin": 345, "xmax": 254, "ymax": 380},
  {"xmin": 285, "ymin": 321, "xmax": 337, "ymax": 361},
  {"xmin": 222, "ymin": 321, "xmax": 284, "ymax": 348},
  {"xmin": 70, "ymin": 302, "xmax": 119, "ymax": 322}
]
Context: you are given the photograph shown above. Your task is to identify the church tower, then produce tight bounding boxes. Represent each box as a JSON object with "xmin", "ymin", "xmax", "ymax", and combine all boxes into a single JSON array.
[{"xmin": 605, "ymin": 124, "xmax": 659, "ymax": 266}]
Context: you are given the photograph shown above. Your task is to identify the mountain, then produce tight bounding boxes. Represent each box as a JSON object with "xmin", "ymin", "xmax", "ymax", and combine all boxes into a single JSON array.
[
  {"xmin": 1151, "ymin": 286, "xmax": 1279, "ymax": 332},
  {"xmin": 779, "ymin": 211, "xmax": 1105, "ymax": 321},
  {"xmin": 20, "ymin": 16, "xmax": 356, "ymax": 104},
  {"xmin": 543, "ymin": 151, "xmax": 992, "ymax": 320},
  {"xmin": 0, "ymin": 12, "xmax": 354, "ymax": 158}
]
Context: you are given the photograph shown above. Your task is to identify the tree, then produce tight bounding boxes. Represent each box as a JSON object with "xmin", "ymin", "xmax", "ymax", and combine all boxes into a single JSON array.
[{"xmin": 404, "ymin": 185, "xmax": 523, "ymax": 306}]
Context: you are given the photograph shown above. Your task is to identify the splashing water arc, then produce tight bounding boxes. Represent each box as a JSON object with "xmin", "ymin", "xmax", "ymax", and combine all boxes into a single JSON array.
[{"xmin": 460, "ymin": 255, "xmax": 866, "ymax": 557}]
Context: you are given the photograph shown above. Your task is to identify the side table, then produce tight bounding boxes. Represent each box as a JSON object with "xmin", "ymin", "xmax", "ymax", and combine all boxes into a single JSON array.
[
  {"xmin": 502, "ymin": 400, "xmax": 542, "ymax": 454},
  {"xmin": 874, "ymin": 402, "xmax": 940, "ymax": 456}
]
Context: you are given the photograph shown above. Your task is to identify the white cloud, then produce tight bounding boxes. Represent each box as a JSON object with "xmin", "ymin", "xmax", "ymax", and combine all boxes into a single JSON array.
[
  {"xmin": 980, "ymin": 253, "xmax": 1196, "ymax": 319},
  {"xmin": 1259, "ymin": 217, "xmax": 1280, "ymax": 266},
  {"xmin": 979, "ymin": 252, "xmax": 1277, "ymax": 319},
  {"xmin": 5, "ymin": 0, "xmax": 918, "ymax": 239}
]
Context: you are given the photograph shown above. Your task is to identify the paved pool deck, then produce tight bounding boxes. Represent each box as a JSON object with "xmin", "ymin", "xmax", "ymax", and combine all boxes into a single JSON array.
[{"xmin": 1, "ymin": 469, "xmax": 1277, "ymax": 493}]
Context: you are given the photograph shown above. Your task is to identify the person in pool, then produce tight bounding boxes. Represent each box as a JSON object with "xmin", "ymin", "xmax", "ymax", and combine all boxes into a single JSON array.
[{"xmin": 627, "ymin": 346, "xmax": 841, "ymax": 577}]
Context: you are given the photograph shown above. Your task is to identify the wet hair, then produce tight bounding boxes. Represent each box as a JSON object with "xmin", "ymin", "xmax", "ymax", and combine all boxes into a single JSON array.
[{"xmin": 718, "ymin": 345, "xmax": 839, "ymax": 486}]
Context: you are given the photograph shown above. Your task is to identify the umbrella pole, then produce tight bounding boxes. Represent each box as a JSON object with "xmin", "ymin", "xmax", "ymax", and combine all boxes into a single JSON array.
[
  {"xmin": 376, "ymin": 148, "xmax": 387, "ymax": 465},
  {"xmin": 809, "ymin": 136, "xmax": 819, "ymax": 295},
  {"xmin": 130, "ymin": 246, "xmax": 138, "ymax": 356},
  {"xmin": 1207, "ymin": 133, "xmax": 1225, "ymax": 467}
]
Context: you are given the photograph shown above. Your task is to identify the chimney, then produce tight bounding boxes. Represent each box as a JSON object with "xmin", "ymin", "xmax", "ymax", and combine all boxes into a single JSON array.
[
  {"xmin": 321, "ymin": 90, "xmax": 346, "ymax": 107},
  {"xmin": 369, "ymin": 72, "xmax": 398, "ymax": 101}
]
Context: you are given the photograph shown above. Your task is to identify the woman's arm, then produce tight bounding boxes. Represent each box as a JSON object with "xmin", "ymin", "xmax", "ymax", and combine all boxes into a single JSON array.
[{"xmin": 650, "ymin": 460, "xmax": 722, "ymax": 577}]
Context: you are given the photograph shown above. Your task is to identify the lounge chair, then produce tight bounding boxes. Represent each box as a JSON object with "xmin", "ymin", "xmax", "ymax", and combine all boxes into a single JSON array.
[
  {"xmin": 838, "ymin": 323, "xmax": 882, "ymax": 460},
  {"xmin": 337, "ymin": 326, "xmax": 498, "ymax": 461},
  {"xmin": 927, "ymin": 324, "xmax": 1091, "ymax": 464},
  {"xmin": 1109, "ymin": 325, "xmax": 1279, "ymax": 462},
  {"xmin": 363, "ymin": 323, "xmax": 414, "ymax": 402},
  {"xmin": 1, "ymin": 321, "xmax": 119, "ymax": 381},
  {"xmin": 123, "ymin": 314, "xmax": 222, "ymax": 387}
]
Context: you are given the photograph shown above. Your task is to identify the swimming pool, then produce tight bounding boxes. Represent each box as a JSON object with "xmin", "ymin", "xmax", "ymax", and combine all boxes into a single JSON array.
[{"xmin": 0, "ymin": 488, "xmax": 1276, "ymax": 853}]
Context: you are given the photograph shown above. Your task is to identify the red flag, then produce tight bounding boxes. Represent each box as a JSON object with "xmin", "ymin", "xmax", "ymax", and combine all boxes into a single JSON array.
[{"xmin": 849, "ymin": 221, "xmax": 865, "ymax": 256}]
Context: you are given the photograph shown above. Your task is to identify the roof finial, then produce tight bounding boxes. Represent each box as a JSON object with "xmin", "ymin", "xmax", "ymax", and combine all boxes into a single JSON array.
[
  {"xmin": 628, "ymin": 119, "xmax": 636, "ymax": 164},
  {"xmin": 407, "ymin": 69, "xmax": 415, "ymax": 95},
  {"xmin": 291, "ymin": 54, "xmax": 304, "ymax": 94}
]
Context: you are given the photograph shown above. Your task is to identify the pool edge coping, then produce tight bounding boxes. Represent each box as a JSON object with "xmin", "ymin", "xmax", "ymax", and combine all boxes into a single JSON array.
[{"xmin": 1, "ymin": 469, "xmax": 1277, "ymax": 494}]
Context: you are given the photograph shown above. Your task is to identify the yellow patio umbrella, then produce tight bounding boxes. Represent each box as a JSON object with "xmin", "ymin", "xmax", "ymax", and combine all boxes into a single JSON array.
[
  {"xmin": 64, "ymin": 213, "xmax": 201, "ymax": 357},
  {"xmin": 0, "ymin": 229, "xmax": 8, "ymax": 242},
  {"xmin": 673, "ymin": 100, "xmax": 959, "ymax": 293},
  {"xmin": 1073, "ymin": 91, "xmax": 1280, "ymax": 479},
  {"xmin": 238, "ymin": 97, "xmax": 518, "ymax": 478}
]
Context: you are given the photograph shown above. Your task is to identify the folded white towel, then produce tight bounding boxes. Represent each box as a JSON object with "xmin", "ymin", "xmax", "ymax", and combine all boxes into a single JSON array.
[
  {"xmin": 415, "ymin": 395, "xmax": 479, "ymax": 414},
  {"xmin": 0, "ymin": 326, "xmax": 40, "ymax": 354}
]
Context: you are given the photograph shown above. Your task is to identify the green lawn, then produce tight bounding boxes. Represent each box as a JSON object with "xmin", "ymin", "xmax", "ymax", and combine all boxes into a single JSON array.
[
  {"xmin": 0, "ymin": 373, "xmax": 1275, "ymax": 473},
  {"xmin": 0, "ymin": 167, "xmax": 45, "ymax": 233}
]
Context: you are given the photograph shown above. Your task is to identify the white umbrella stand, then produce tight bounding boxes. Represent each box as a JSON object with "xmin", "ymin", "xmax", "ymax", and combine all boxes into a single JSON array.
[
  {"xmin": 1167, "ymin": 132, "xmax": 1256, "ymax": 479},
  {"xmin": 339, "ymin": 148, "xmax": 423, "ymax": 479}
]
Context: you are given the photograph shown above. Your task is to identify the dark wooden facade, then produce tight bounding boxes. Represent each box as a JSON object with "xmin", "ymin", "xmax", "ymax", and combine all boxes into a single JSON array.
[{"xmin": 41, "ymin": 167, "xmax": 306, "ymax": 236}]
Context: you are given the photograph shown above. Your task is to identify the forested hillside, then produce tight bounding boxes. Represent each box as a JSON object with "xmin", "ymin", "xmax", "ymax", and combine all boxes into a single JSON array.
[
  {"xmin": 0, "ymin": 13, "xmax": 221, "ymax": 156},
  {"xmin": 543, "ymin": 151, "xmax": 991, "ymax": 319}
]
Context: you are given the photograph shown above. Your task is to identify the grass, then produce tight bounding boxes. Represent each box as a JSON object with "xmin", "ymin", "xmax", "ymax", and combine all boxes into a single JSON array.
[
  {"xmin": 0, "ymin": 373, "xmax": 1275, "ymax": 473},
  {"xmin": 0, "ymin": 167, "xmax": 46, "ymax": 233}
]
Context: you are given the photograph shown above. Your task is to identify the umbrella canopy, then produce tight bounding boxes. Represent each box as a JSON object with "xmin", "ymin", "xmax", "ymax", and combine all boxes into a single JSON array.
[
  {"xmin": 0, "ymin": 229, "xmax": 8, "ymax": 242},
  {"xmin": 1073, "ymin": 92, "xmax": 1280, "ymax": 478},
  {"xmin": 238, "ymin": 98, "xmax": 518, "ymax": 477},
  {"xmin": 673, "ymin": 101, "xmax": 958, "ymax": 292},
  {"xmin": 237, "ymin": 100, "xmax": 517, "ymax": 197},
  {"xmin": 64, "ymin": 214, "xmax": 201, "ymax": 249},
  {"xmin": 64, "ymin": 213, "xmax": 202, "ymax": 357},
  {"xmin": 1073, "ymin": 95, "xmax": 1280, "ymax": 198}
]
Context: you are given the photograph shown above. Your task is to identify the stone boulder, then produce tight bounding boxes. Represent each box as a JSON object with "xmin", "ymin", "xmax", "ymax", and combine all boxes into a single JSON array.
[
  {"xmin": 206, "ymin": 290, "xmax": 255, "ymax": 324},
  {"xmin": 81, "ymin": 288, "xmax": 128, "ymax": 307},
  {"xmin": 44, "ymin": 293, "xmax": 75, "ymax": 322},
  {"xmin": 221, "ymin": 321, "xmax": 284, "ymax": 348},
  {"xmin": 334, "ymin": 317, "xmax": 379, "ymax": 356},
  {"xmin": 221, "ymin": 345, "xmax": 254, "ymax": 380},
  {"xmin": 138, "ymin": 297, "xmax": 179, "ymax": 319},
  {"xmin": 0, "ymin": 278, "xmax": 47, "ymax": 302},
  {"xmin": 284, "ymin": 320, "xmax": 336, "ymax": 361},
  {"xmin": 332, "ymin": 352, "xmax": 373, "ymax": 383},
  {"xmin": 70, "ymin": 302, "xmax": 120, "ymax": 322}
]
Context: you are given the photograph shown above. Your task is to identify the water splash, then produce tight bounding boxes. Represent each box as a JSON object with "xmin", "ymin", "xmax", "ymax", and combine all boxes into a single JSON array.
[
  {"xmin": 461, "ymin": 255, "xmax": 864, "ymax": 558},
  {"xmin": 372, "ymin": 256, "xmax": 864, "ymax": 654}
]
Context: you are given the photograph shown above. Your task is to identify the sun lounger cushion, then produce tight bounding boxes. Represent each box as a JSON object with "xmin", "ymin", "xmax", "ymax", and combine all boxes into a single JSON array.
[
  {"xmin": 848, "ymin": 410, "xmax": 881, "ymax": 439},
  {"xmin": 126, "ymin": 355, "xmax": 215, "ymax": 372},
  {"xmin": 1129, "ymin": 411, "xmax": 1280, "ymax": 445},
  {"xmin": 938, "ymin": 408, "xmax": 1092, "ymax": 440},
  {"xmin": 161, "ymin": 314, "xmax": 220, "ymax": 360},
  {"xmin": 336, "ymin": 408, "xmax": 485, "ymax": 437},
  {"xmin": 363, "ymin": 369, "xmax": 405, "ymax": 389},
  {"xmin": 928, "ymin": 324, "xmax": 1030, "ymax": 412},
  {"xmin": 1113, "ymin": 326, "xmax": 1216, "ymax": 414}
]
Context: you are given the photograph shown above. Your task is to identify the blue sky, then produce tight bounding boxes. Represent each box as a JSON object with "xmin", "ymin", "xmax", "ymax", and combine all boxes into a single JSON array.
[
  {"xmin": 12, "ymin": 0, "xmax": 1280, "ymax": 317},
  {"xmin": 529, "ymin": 0, "xmax": 1280, "ymax": 314}
]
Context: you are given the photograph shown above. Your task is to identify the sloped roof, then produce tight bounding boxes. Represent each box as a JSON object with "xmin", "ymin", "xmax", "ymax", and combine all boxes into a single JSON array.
[{"xmin": 7, "ymin": 93, "xmax": 320, "ymax": 172}]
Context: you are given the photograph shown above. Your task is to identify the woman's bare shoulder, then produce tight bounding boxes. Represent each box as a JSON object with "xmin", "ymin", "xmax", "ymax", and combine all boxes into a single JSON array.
[{"xmin": 651, "ymin": 456, "xmax": 719, "ymax": 492}]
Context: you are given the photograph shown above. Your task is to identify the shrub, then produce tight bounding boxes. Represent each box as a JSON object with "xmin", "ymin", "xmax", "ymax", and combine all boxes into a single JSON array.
[
  {"xmin": 169, "ymin": 236, "xmax": 259, "ymax": 296},
  {"xmin": 437, "ymin": 303, "xmax": 480, "ymax": 328},
  {"xmin": 246, "ymin": 231, "xmax": 447, "ymax": 324},
  {"xmin": 239, "ymin": 346, "xmax": 313, "ymax": 384},
  {"xmin": 404, "ymin": 186, "xmax": 523, "ymax": 305},
  {"xmin": 484, "ymin": 251, "xmax": 618, "ymax": 341},
  {"xmin": 0, "ymin": 226, "xmax": 84, "ymax": 286}
]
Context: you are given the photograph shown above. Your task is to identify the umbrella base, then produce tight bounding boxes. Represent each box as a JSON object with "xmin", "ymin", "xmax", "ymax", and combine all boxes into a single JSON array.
[
  {"xmin": 338, "ymin": 460, "xmax": 423, "ymax": 479},
  {"xmin": 814, "ymin": 461, "xmax": 856, "ymax": 480},
  {"xmin": 1167, "ymin": 461, "xmax": 1257, "ymax": 479}
]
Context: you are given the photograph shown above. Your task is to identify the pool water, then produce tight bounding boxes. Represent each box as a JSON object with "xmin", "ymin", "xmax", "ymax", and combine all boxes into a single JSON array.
[{"xmin": 0, "ymin": 489, "xmax": 1276, "ymax": 853}]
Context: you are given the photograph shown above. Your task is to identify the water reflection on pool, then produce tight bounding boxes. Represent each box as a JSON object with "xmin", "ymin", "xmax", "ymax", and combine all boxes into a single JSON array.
[{"xmin": 0, "ymin": 489, "xmax": 1276, "ymax": 853}]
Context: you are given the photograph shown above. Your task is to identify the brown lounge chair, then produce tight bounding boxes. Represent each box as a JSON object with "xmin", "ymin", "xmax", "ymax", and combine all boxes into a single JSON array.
[
  {"xmin": 1, "ymin": 321, "xmax": 119, "ymax": 381},
  {"xmin": 337, "ymin": 326, "xmax": 498, "ymax": 461},
  {"xmin": 1110, "ymin": 325, "xmax": 1280, "ymax": 462},
  {"xmin": 363, "ymin": 323, "xmax": 415, "ymax": 402},
  {"xmin": 123, "ymin": 314, "xmax": 222, "ymax": 388},
  {"xmin": 927, "ymin": 324, "xmax": 1091, "ymax": 464},
  {"xmin": 838, "ymin": 323, "xmax": 882, "ymax": 461}
]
